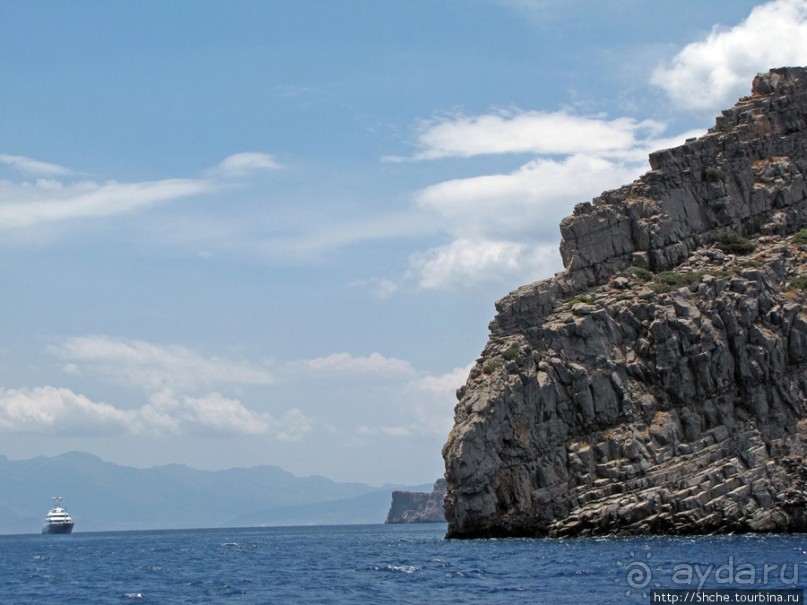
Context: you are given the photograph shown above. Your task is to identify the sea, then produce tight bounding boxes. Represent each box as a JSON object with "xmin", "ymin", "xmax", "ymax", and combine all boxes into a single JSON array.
[{"xmin": 0, "ymin": 524, "xmax": 804, "ymax": 604}]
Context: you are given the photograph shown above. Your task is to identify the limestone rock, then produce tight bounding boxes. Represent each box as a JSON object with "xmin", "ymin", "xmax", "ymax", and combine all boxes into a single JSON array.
[
  {"xmin": 385, "ymin": 479, "xmax": 447, "ymax": 524},
  {"xmin": 442, "ymin": 67, "xmax": 807, "ymax": 538}
]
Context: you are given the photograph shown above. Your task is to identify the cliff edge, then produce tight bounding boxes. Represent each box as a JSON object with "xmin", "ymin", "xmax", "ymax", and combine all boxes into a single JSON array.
[
  {"xmin": 385, "ymin": 479, "xmax": 447, "ymax": 523},
  {"xmin": 442, "ymin": 67, "xmax": 807, "ymax": 538}
]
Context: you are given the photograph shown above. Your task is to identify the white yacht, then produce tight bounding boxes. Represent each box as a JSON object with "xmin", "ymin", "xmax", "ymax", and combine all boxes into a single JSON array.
[{"xmin": 42, "ymin": 497, "xmax": 74, "ymax": 534}]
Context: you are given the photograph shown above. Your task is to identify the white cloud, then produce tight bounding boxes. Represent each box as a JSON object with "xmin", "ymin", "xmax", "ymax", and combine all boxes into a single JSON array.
[
  {"xmin": 387, "ymin": 106, "xmax": 704, "ymax": 291},
  {"xmin": 143, "ymin": 390, "xmax": 276, "ymax": 437},
  {"xmin": 357, "ymin": 364, "xmax": 471, "ymax": 438},
  {"xmin": 0, "ymin": 177, "xmax": 214, "ymax": 231},
  {"xmin": 271, "ymin": 408, "xmax": 312, "ymax": 442},
  {"xmin": 404, "ymin": 110, "xmax": 664, "ymax": 160},
  {"xmin": 50, "ymin": 335, "xmax": 275, "ymax": 392},
  {"xmin": 404, "ymin": 152, "xmax": 653, "ymax": 290},
  {"xmin": 381, "ymin": 66, "xmax": 722, "ymax": 294},
  {"xmin": 415, "ymin": 153, "xmax": 642, "ymax": 240},
  {"xmin": 357, "ymin": 424, "xmax": 414, "ymax": 438},
  {"xmin": 0, "ymin": 386, "xmax": 310, "ymax": 439},
  {"xmin": 0, "ymin": 152, "xmax": 280, "ymax": 233},
  {"xmin": 410, "ymin": 364, "xmax": 471, "ymax": 397},
  {"xmin": 300, "ymin": 352, "xmax": 415, "ymax": 376},
  {"xmin": 409, "ymin": 238, "xmax": 561, "ymax": 291},
  {"xmin": 652, "ymin": 0, "xmax": 807, "ymax": 112},
  {"xmin": 0, "ymin": 387, "xmax": 136, "ymax": 435},
  {"xmin": 0, "ymin": 154, "xmax": 72, "ymax": 176},
  {"xmin": 212, "ymin": 152, "xmax": 282, "ymax": 177},
  {"xmin": 350, "ymin": 277, "xmax": 399, "ymax": 299},
  {"xmin": 407, "ymin": 364, "xmax": 470, "ymax": 435}
]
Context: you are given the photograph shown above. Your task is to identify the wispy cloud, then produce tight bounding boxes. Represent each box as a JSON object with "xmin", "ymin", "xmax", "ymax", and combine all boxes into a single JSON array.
[
  {"xmin": 50, "ymin": 335, "xmax": 275, "ymax": 392},
  {"xmin": 0, "ymin": 154, "xmax": 73, "ymax": 176},
  {"xmin": 0, "ymin": 152, "xmax": 280, "ymax": 233},
  {"xmin": 652, "ymin": 0, "xmax": 807, "ymax": 112},
  {"xmin": 356, "ymin": 363, "xmax": 472, "ymax": 438},
  {"xmin": 209, "ymin": 152, "xmax": 282, "ymax": 178},
  {"xmin": 0, "ymin": 177, "xmax": 214, "ymax": 231},
  {"xmin": 298, "ymin": 352, "xmax": 415, "ymax": 376}
]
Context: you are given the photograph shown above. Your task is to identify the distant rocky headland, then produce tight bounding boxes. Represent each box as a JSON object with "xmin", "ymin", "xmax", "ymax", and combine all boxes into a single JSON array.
[
  {"xmin": 442, "ymin": 67, "xmax": 807, "ymax": 538},
  {"xmin": 385, "ymin": 479, "xmax": 447, "ymax": 524}
]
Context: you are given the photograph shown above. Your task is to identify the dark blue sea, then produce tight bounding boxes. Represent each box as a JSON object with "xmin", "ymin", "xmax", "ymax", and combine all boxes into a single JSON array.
[{"xmin": 1, "ymin": 524, "xmax": 804, "ymax": 604}]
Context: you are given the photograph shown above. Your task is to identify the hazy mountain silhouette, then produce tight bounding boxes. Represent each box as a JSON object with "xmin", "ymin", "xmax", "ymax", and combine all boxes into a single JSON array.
[{"xmin": 0, "ymin": 452, "xmax": 431, "ymax": 534}]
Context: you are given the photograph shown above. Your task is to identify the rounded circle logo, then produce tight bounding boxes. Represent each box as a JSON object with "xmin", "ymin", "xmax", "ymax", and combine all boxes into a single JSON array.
[
  {"xmin": 616, "ymin": 550, "xmax": 658, "ymax": 598},
  {"xmin": 625, "ymin": 559, "xmax": 652, "ymax": 589}
]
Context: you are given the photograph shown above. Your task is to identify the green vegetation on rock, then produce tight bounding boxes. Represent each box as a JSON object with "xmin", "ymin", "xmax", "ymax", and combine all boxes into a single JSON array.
[
  {"xmin": 713, "ymin": 230, "xmax": 755, "ymax": 255},
  {"xmin": 627, "ymin": 266, "xmax": 653, "ymax": 282},
  {"xmin": 564, "ymin": 295, "xmax": 594, "ymax": 308},
  {"xmin": 649, "ymin": 271, "xmax": 704, "ymax": 293},
  {"xmin": 501, "ymin": 346, "xmax": 520, "ymax": 361},
  {"xmin": 703, "ymin": 166, "xmax": 727, "ymax": 183},
  {"xmin": 787, "ymin": 275, "xmax": 807, "ymax": 291}
]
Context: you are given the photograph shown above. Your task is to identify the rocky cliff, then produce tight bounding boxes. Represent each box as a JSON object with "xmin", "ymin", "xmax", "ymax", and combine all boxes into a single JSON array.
[
  {"xmin": 385, "ymin": 479, "xmax": 447, "ymax": 524},
  {"xmin": 442, "ymin": 67, "xmax": 807, "ymax": 538}
]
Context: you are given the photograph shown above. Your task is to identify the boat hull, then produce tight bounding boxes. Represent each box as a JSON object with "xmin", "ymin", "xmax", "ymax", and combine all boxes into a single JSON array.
[{"xmin": 42, "ymin": 522, "xmax": 74, "ymax": 534}]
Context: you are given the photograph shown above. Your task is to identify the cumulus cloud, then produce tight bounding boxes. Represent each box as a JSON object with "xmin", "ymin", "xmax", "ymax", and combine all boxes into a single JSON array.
[
  {"xmin": 401, "ymin": 110, "xmax": 664, "ymax": 161},
  {"xmin": 0, "ymin": 386, "xmax": 309, "ymax": 439},
  {"xmin": 389, "ymin": 102, "xmax": 703, "ymax": 291},
  {"xmin": 0, "ymin": 152, "xmax": 279, "ymax": 232},
  {"xmin": 142, "ymin": 390, "xmax": 304, "ymax": 437},
  {"xmin": 5, "ymin": 336, "xmax": 314, "ymax": 439},
  {"xmin": 391, "ymin": 1, "xmax": 806, "ymax": 294},
  {"xmin": 18, "ymin": 335, "xmax": 458, "ymax": 441},
  {"xmin": 415, "ymin": 153, "xmax": 641, "ymax": 240},
  {"xmin": 50, "ymin": 335, "xmax": 275, "ymax": 392},
  {"xmin": 652, "ymin": 0, "xmax": 807, "ymax": 112},
  {"xmin": 0, "ymin": 387, "xmax": 137, "ymax": 435},
  {"xmin": 404, "ymin": 152, "xmax": 659, "ymax": 290},
  {"xmin": 409, "ymin": 238, "xmax": 561, "ymax": 290}
]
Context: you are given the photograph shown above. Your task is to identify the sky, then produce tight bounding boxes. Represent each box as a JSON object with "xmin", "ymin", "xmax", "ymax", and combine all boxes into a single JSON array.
[{"xmin": 2, "ymin": 0, "xmax": 807, "ymax": 486}]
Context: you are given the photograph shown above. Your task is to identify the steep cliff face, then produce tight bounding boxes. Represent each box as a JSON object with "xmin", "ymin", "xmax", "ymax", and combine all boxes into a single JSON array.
[
  {"xmin": 442, "ymin": 67, "xmax": 807, "ymax": 539},
  {"xmin": 385, "ymin": 479, "xmax": 447, "ymax": 523}
]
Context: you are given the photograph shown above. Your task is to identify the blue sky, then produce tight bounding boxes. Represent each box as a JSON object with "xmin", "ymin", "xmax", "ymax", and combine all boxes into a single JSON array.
[{"xmin": 2, "ymin": 0, "xmax": 807, "ymax": 485}]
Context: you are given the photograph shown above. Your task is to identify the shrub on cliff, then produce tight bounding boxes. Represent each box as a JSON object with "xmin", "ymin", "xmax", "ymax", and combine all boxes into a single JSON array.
[
  {"xmin": 713, "ymin": 230, "xmax": 755, "ymax": 255},
  {"xmin": 703, "ymin": 166, "xmax": 727, "ymax": 183},
  {"xmin": 650, "ymin": 271, "xmax": 704, "ymax": 293},
  {"xmin": 628, "ymin": 266, "xmax": 653, "ymax": 282},
  {"xmin": 787, "ymin": 275, "xmax": 807, "ymax": 292}
]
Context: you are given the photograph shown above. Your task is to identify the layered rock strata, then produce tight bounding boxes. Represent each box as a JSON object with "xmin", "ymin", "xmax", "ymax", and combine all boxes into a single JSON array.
[
  {"xmin": 385, "ymin": 479, "xmax": 447, "ymax": 524},
  {"xmin": 442, "ymin": 67, "xmax": 807, "ymax": 538}
]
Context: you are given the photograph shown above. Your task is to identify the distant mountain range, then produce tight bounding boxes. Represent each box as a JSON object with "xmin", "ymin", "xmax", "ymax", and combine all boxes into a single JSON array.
[{"xmin": 0, "ymin": 451, "xmax": 432, "ymax": 534}]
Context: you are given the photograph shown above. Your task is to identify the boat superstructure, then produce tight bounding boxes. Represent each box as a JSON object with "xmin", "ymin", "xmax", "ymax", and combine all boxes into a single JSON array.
[{"xmin": 42, "ymin": 496, "xmax": 74, "ymax": 534}]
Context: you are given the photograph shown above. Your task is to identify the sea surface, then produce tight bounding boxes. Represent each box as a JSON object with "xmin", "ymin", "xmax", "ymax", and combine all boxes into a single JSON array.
[{"xmin": 0, "ymin": 524, "xmax": 804, "ymax": 604}]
